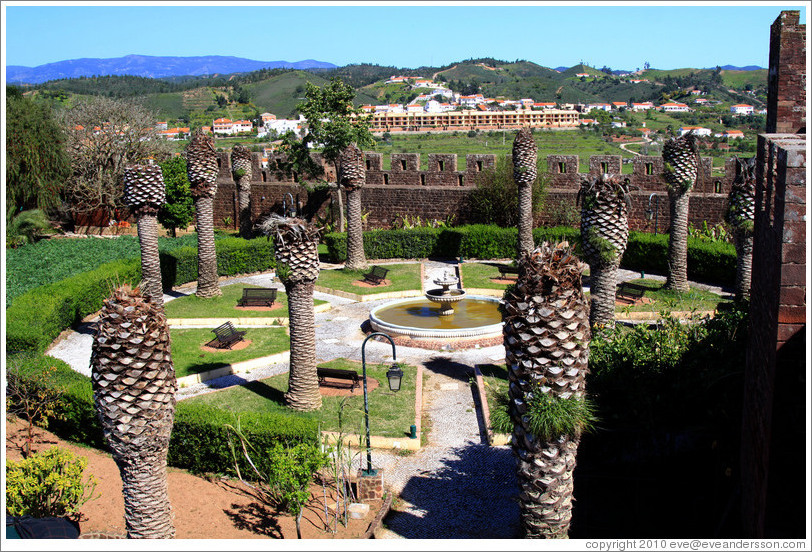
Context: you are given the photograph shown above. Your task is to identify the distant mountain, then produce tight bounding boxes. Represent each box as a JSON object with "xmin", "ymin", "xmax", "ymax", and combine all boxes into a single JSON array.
[
  {"xmin": 5, "ymin": 54, "xmax": 337, "ymax": 84},
  {"xmin": 716, "ymin": 64, "xmax": 764, "ymax": 71}
]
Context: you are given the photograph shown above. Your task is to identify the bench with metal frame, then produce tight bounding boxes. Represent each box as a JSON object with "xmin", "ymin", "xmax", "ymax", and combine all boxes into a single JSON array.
[
  {"xmin": 237, "ymin": 287, "xmax": 277, "ymax": 307},
  {"xmin": 497, "ymin": 264, "xmax": 519, "ymax": 278},
  {"xmin": 616, "ymin": 281, "xmax": 647, "ymax": 302},
  {"xmin": 317, "ymin": 367, "xmax": 360, "ymax": 391},
  {"xmin": 362, "ymin": 266, "xmax": 389, "ymax": 286},
  {"xmin": 210, "ymin": 321, "xmax": 247, "ymax": 349}
]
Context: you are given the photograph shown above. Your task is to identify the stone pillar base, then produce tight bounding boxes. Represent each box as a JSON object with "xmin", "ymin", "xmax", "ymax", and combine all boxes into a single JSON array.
[{"xmin": 357, "ymin": 469, "xmax": 384, "ymax": 502}]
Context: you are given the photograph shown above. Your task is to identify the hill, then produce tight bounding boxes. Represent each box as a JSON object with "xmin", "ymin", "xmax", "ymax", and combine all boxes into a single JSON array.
[{"xmin": 6, "ymin": 54, "xmax": 337, "ymax": 85}]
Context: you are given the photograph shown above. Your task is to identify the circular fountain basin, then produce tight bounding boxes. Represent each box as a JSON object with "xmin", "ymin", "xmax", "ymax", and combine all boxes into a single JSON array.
[{"xmin": 369, "ymin": 296, "xmax": 503, "ymax": 339}]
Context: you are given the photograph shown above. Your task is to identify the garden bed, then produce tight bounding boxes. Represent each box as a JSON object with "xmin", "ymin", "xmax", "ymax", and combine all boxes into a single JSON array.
[
  {"xmin": 315, "ymin": 263, "xmax": 423, "ymax": 298},
  {"xmin": 164, "ymin": 284, "xmax": 329, "ymax": 319}
]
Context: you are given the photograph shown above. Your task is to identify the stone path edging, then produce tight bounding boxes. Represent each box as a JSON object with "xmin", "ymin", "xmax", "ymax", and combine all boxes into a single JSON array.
[
  {"xmin": 313, "ymin": 286, "xmax": 423, "ymax": 302},
  {"xmin": 176, "ymin": 351, "xmax": 290, "ymax": 387}
]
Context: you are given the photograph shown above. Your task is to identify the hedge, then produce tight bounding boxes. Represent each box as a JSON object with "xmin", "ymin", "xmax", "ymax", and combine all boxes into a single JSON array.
[
  {"xmin": 7, "ymin": 353, "xmax": 319, "ymax": 478},
  {"xmin": 324, "ymin": 225, "xmax": 734, "ymax": 286},
  {"xmin": 7, "ymin": 238, "xmax": 278, "ymax": 353}
]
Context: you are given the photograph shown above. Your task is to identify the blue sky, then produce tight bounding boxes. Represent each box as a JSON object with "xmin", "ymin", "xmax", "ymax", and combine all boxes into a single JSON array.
[{"xmin": 3, "ymin": 3, "xmax": 808, "ymax": 71}]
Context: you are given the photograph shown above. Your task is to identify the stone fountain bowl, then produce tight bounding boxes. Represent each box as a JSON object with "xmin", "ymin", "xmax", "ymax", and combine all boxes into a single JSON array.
[
  {"xmin": 368, "ymin": 295, "xmax": 503, "ymax": 339},
  {"xmin": 425, "ymin": 288, "xmax": 466, "ymax": 303}
]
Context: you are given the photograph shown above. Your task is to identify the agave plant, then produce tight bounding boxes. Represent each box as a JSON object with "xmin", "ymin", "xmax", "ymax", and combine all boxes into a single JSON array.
[
  {"xmin": 90, "ymin": 284, "xmax": 176, "ymax": 538},
  {"xmin": 577, "ymin": 173, "xmax": 631, "ymax": 327},
  {"xmin": 259, "ymin": 214, "xmax": 322, "ymax": 411},
  {"xmin": 502, "ymin": 242, "xmax": 593, "ymax": 538},
  {"xmin": 123, "ymin": 163, "xmax": 166, "ymax": 306},
  {"xmin": 338, "ymin": 143, "xmax": 368, "ymax": 270},
  {"xmin": 185, "ymin": 130, "xmax": 222, "ymax": 298},
  {"xmin": 231, "ymin": 144, "xmax": 253, "ymax": 239},
  {"xmin": 725, "ymin": 156, "xmax": 756, "ymax": 300},
  {"xmin": 662, "ymin": 132, "xmax": 699, "ymax": 292},
  {"xmin": 513, "ymin": 128, "xmax": 538, "ymax": 256}
]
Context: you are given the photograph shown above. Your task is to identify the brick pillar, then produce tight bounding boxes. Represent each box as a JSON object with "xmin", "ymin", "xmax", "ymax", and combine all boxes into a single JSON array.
[
  {"xmin": 357, "ymin": 469, "xmax": 384, "ymax": 502},
  {"xmin": 740, "ymin": 133, "xmax": 806, "ymax": 537},
  {"xmin": 766, "ymin": 11, "xmax": 806, "ymax": 134}
]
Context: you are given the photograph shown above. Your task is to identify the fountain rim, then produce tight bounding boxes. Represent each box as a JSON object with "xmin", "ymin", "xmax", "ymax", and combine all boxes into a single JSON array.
[{"xmin": 368, "ymin": 295, "xmax": 504, "ymax": 339}]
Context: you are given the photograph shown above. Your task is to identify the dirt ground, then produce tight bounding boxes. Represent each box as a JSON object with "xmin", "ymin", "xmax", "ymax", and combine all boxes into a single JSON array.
[{"xmin": 5, "ymin": 417, "xmax": 380, "ymax": 539}]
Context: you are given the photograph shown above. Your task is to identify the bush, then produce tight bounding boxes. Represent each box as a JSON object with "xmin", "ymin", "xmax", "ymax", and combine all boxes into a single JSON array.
[
  {"xmin": 466, "ymin": 154, "xmax": 547, "ymax": 227},
  {"xmin": 6, "ymin": 447, "xmax": 99, "ymax": 518}
]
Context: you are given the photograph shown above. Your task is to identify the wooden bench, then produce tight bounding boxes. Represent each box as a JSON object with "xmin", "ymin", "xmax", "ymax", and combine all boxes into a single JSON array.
[
  {"xmin": 317, "ymin": 367, "xmax": 360, "ymax": 391},
  {"xmin": 237, "ymin": 287, "xmax": 277, "ymax": 307},
  {"xmin": 497, "ymin": 264, "xmax": 519, "ymax": 278},
  {"xmin": 210, "ymin": 321, "xmax": 247, "ymax": 349},
  {"xmin": 616, "ymin": 282, "xmax": 647, "ymax": 302},
  {"xmin": 362, "ymin": 266, "xmax": 389, "ymax": 286}
]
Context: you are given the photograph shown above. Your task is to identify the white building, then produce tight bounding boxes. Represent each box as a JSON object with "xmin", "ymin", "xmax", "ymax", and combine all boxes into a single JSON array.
[
  {"xmin": 659, "ymin": 102, "xmax": 691, "ymax": 113},
  {"xmin": 679, "ymin": 126, "xmax": 711, "ymax": 137},
  {"xmin": 257, "ymin": 115, "xmax": 305, "ymax": 139},
  {"xmin": 587, "ymin": 103, "xmax": 612, "ymax": 112},
  {"xmin": 730, "ymin": 104, "xmax": 754, "ymax": 115},
  {"xmin": 631, "ymin": 102, "xmax": 655, "ymax": 112}
]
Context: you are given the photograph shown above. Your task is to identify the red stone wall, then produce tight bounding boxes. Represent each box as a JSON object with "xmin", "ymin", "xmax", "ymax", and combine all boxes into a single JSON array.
[{"xmin": 766, "ymin": 11, "xmax": 807, "ymax": 134}]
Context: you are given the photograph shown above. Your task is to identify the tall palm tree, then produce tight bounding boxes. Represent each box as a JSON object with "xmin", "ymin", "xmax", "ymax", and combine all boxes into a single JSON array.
[
  {"xmin": 338, "ymin": 143, "xmax": 368, "ymax": 270},
  {"xmin": 259, "ymin": 215, "xmax": 322, "ymax": 411},
  {"xmin": 231, "ymin": 144, "xmax": 253, "ymax": 239},
  {"xmin": 513, "ymin": 128, "xmax": 538, "ymax": 256},
  {"xmin": 185, "ymin": 130, "xmax": 222, "ymax": 298},
  {"xmin": 502, "ymin": 242, "xmax": 592, "ymax": 538},
  {"xmin": 90, "ymin": 284, "xmax": 176, "ymax": 538},
  {"xmin": 122, "ymin": 164, "xmax": 166, "ymax": 307},
  {"xmin": 725, "ymin": 156, "xmax": 757, "ymax": 300},
  {"xmin": 662, "ymin": 132, "xmax": 699, "ymax": 292},
  {"xmin": 578, "ymin": 173, "xmax": 631, "ymax": 327}
]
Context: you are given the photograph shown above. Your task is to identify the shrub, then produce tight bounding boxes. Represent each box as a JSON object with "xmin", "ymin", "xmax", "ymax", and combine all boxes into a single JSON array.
[
  {"xmin": 466, "ymin": 154, "xmax": 547, "ymax": 227},
  {"xmin": 6, "ymin": 447, "xmax": 99, "ymax": 518},
  {"xmin": 6, "ymin": 356, "xmax": 66, "ymax": 456}
]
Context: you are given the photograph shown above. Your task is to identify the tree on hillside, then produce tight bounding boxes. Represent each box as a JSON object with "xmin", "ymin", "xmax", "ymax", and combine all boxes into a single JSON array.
[
  {"xmin": 157, "ymin": 156, "xmax": 194, "ymax": 237},
  {"xmin": 6, "ymin": 85, "xmax": 70, "ymax": 213},
  {"xmin": 58, "ymin": 96, "xmax": 172, "ymax": 215}
]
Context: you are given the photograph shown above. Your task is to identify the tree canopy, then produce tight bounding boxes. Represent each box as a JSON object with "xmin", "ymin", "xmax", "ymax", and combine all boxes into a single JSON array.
[{"xmin": 157, "ymin": 156, "xmax": 194, "ymax": 237}]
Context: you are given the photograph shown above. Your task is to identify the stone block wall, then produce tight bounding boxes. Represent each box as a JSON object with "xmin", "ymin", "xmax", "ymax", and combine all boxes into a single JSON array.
[{"xmin": 766, "ymin": 11, "xmax": 806, "ymax": 134}]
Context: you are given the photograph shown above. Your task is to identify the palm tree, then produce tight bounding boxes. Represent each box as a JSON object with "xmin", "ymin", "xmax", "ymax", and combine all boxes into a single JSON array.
[
  {"xmin": 578, "ymin": 173, "xmax": 631, "ymax": 327},
  {"xmin": 231, "ymin": 144, "xmax": 253, "ymax": 239},
  {"xmin": 259, "ymin": 215, "xmax": 322, "ymax": 411},
  {"xmin": 338, "ymin": 144, "xmax": 368, "ymax": 270},
  {"xmin": 90, "ymin": 285, "xmax": 176, "ymax": 538},
  {"xmin": 185, "ymin": 130, "xmax": 222, "ymax": 298},
  {"xmin": 502, "ymin": 242, "xmax": 592, "ymax": 538},
  {"xmin": 725, "ymin": 156, "xmax": 756, "ymax": 300},
  {"xmin": 122, "ymin": 164, "xmax": 166, "ymax": 306},
  {"xmin": 662, "ymin": 132, "xmax": 699, "ymax": 292},
  {"xmin": 513, "ymin": 128, "xmax": 538, "ymax": 256}
]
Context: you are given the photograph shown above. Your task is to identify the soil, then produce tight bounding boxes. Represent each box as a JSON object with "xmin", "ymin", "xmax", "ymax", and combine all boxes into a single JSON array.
[
  {"xmin": 615, "ymin": 296, "xmax": 654, "ymax": 306},
  {"xmin": 200, "ymin": 339, "xmax": 253, "ymax": 353},
  {"xmin": 489, "ymin": 277, "xmax": 517, "ymax": 285},
  {"xmin": 318, "ymin": 377, "xmax": 379, "ymax": 397},
  {"xmin": 234, "ymin": 302, "xmax": 284, "ymax": 312},
  {"xmin": 351, "ymin": 280, "xmax": 391, "ymax": 288},
  {"xmin": 5, "ymin": 417, "xmax": 380, "ymax": 539}
]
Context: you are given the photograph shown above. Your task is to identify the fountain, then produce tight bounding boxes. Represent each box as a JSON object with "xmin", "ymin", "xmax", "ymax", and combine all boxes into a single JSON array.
[{"xmin": 369, "ymin": 268, "xmax": 503, "ymax": 342}]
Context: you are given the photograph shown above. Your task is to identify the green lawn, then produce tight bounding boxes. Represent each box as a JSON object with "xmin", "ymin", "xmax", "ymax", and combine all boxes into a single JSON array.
[
  {"xmin": 183, "ymin": 358, "xmax": 418, "ymax": 437},
  {"xmin": 170, "ymin": 327, "xmax": 289, "ymax": 378},
  {"xmin": 615, "ymin": 279, "xmax": 731, "ymax": 313},
  {"xmin": 459, "ymin": 262, "xmax": 512, "ymax": 291},
  {"xmin": 164, "ymin": 284, "xmax": 326, "ymax": 319},
  {"xmin": 316, "ymin": 263, "xmax": 422, "ymax": 295}
]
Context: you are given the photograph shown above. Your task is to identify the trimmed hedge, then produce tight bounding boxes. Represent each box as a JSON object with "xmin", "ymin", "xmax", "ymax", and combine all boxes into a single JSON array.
[
  {"xmin": 7, "ymin": 353, "xmax": 320, "ymax": 477},
  {"xmin": 7, "ymin": 238, "xmax": 277, "ymax": 353},
  {"xmin": 324, "ymin": 225, "xmax": 733, "ymax": 286}
]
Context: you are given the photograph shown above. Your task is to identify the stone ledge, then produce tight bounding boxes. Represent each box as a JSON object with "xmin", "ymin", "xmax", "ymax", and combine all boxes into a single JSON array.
[
  {"xmin": 166, "ymin": 302, "xmax": 331, "ymax": 327},
  {"xmin": 321, "ymin": 431, "xmax": 421, "ymax": 451},
  {"xmin": 313, "ymin": 286, "xmax": 423, "ymax": 302},
  {"xmin": 176, "ymin": 350, "xmax": 290, "ymax": 387}
]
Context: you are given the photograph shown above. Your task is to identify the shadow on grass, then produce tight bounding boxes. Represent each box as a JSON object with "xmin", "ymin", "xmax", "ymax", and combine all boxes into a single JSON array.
[
  {"xmin": 240, "ymin": 379, "xmax": 287, "ymax": 404},
  {"xmin": 423, "ymin": 357, "xmax": 473, "ymax": 383}
]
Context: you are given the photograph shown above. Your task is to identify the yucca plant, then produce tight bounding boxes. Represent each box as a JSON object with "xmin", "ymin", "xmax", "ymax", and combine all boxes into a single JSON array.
[
  {"xmin": 513, "ymin": 128, "xmax": 538, "ymax": 256},
  {"xmin": 185, "ymin": 130, "xmax": 222, "ymax": 298},
  {"xmin": 577, "ymin": 173, "xmax": 631, "ymax": 327},
  {"xmin": 123, "ymin": 163, "xmax": 166, "ymax": 306},
  {"xmin": 662, "ymin": 132, "xmax": 699, "ymax": 292},
  {"xmin": 502, "ymin": 241, "xmax": 592, "ymax": 538},
  {"xmin": 259, "ymin": 215, "xmax": 322, "ymax": 411},
  {"xmin": 231, "ymin": 144, "xmax": 253, "ymax": 239},
  {"xmin": 90, "ymin": 284, "xmax": 176, "ymax": 538},
  {"xmin": 338, "ymin": 143, "xmax": 368, "ymax": 270},
  {"xmin": 725, "ymin": 156, "xmax": 756, "ymax": 300}
]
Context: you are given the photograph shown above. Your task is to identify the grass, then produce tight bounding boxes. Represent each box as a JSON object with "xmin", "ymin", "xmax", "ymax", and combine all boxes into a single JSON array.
[
  {"xmin": 615, "ymin": 278, "xmax": 731, "ymax": 314},
  {"xmin": 164, "ymin": 284, "xmax": 327, "ymax": 319},
  {"xmin": 316, "ymin": 263, "xmax": 422, "ymax": 295},
  {"xmin": 183, "ymin": 358, "xmax": 418, "ymax": 438},
  {"xmin": 170, "ymin": 327, "xmax": 289, "ymax": 378},
  {"xmin": 459, "ymin": 261, "xmax": 512, "ymax": 291}
]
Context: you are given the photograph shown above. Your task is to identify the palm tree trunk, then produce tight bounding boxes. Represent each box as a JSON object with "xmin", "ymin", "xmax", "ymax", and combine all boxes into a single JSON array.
[
  {"xmin": 116, "ymin": 452, "xmax": 174, "ymax": 538},
  {"xmin": 136, "ymin": 213, "xmax": 163, "ymax": 307},
  {"xmin": 284, "ymin": 280, "xmax": 322, "ymax": 411},
  {"xmin": 517, "ymin": 183, "xmax": 534, "ymax": 256},
  {"xmin": 589, "ymin": 264, "xmax": 617, "ymax": 327},
  {"xmin": 237, "ymin": 177, "xmax": 252, "ymax": 239},
  {"xmin": 665, "ymin": 189, "xmax": 690, "ymax": 292},
  {"xmin": 194, "ymin": 196, "xmax": 222, "ymax": 298},
  {"xmin": 734, "ymin": 230, "xmax": 753, "ymax": 300},
  {"xmin": 518, "ymin": 436, "xmax": 580, "ymax": 538},
  {"xmin": 345, "ymin": 187, "xmax": 367, "ymax": 270}
]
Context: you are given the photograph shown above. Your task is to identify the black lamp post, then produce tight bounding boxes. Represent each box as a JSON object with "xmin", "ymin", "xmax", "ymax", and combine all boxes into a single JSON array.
[{"xmin": 360, "ymin": 332, "xmax": 399, "ymax": 476}]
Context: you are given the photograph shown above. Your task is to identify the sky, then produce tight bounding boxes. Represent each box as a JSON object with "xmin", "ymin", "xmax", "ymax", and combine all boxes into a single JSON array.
[{"xmin": 2, "ymin": 2, "xmax": 809, "ymax": 72}]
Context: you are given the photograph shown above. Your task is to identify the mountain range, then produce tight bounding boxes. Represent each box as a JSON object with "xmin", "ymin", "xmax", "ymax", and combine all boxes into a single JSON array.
[{"xmin": 5, "ymin": 55, "xmax": 338, "ymax": 84}]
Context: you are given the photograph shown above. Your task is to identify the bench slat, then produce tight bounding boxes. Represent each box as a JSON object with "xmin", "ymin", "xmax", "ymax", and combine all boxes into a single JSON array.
[{"xmin": 362, "ymin": 265, "xmax": 389, "ymax": 285}]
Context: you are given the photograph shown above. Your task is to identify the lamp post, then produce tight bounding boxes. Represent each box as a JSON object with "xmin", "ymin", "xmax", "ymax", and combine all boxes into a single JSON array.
[
  {"xmin": 645, "ymin": 192, "xmax": 660, "ymax": 235},
  {"xmin": 360, "ymin": 332, "xmax": 400, "ymax": 476}
]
